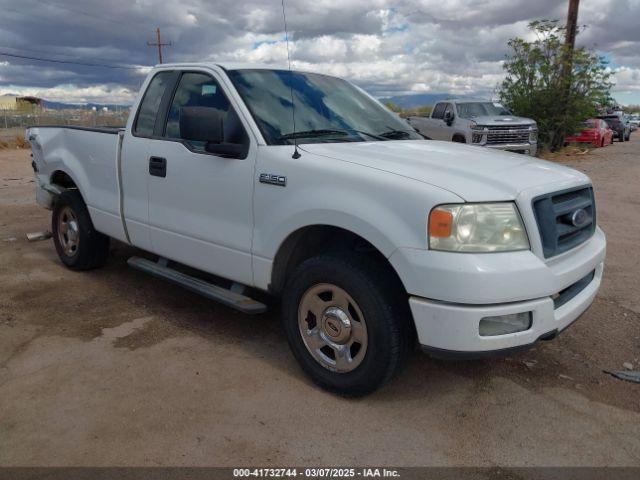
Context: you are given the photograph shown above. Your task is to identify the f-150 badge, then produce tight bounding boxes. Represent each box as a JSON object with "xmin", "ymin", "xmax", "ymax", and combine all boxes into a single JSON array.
[{"xmin": 259, "ymin": 173, "xmax": 287, "ymax": 187}]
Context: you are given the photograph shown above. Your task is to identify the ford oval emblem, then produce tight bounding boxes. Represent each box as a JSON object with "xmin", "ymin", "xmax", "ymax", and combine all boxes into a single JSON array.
[{"xmin": 571, "ymin": 208, "xmax": 588, "ymax": 227}]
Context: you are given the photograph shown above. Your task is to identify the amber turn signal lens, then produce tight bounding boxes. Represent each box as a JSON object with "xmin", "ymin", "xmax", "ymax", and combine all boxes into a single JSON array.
[{"xmin": 429, "ymin": 209, "xmax": 453, "ymax": 238}]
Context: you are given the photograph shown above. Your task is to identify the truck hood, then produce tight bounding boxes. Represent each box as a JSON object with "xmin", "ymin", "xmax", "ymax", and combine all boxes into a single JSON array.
[
  {"xmin": 300, "ymin": 140, "xmax": 589, "ymax": 202},
  {"xmin": 469, "ymin": 115, "xmax": 536, "ymax": 127}
]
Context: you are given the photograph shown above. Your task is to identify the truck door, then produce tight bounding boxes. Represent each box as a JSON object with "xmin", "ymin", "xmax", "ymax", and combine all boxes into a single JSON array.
[
  {"xmin": 442, "ymin": 103, "xmax": 455, "ymax": 141},
  {"xmin": 145, "ymin": 70, "xmax": 256, "ymax": 286},
  {"xmin": 121, "ymin": 70, "xmax": 175, "ymax": 251},
  {"xmin": 430, "ymin": 103, "xmax": 447, "ymax": 140}
]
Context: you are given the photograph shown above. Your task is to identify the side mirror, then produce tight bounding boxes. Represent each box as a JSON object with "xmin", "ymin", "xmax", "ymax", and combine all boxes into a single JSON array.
[
  {"xmin": 179, "ymin": 106, "xmax": 249, "ymax": 159},
  {"xmin": 180, "ymin": 106, "xmax": 224, "ymax": 144},
  {"xmin": 444, "ymin": 111, "xmax": 454, "ymax": 126}
]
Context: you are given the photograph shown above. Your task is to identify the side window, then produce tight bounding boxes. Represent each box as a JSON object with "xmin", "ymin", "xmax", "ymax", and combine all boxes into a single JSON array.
[
  {"xmin": 432, "ymin": 103, "xmax": 445, "ymax": 119},
  {"xmin": 134, "ymin": 71, "xmax": 173, "ymax": 137},
  {"xmin": 443, "ymin": 103, "xmax": 454, "ymax": 118},
  {"xmin": 165, "ymin": 72, "xmax": 248, "ymax": 156}
]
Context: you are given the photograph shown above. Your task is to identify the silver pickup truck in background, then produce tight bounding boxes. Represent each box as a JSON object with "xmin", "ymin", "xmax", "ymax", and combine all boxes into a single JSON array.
[{"xmin": 408, "ymin": 99, "xmax": 538, "ymax": 156}]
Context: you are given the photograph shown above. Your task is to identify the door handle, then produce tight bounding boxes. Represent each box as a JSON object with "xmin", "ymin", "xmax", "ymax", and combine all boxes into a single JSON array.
[{"xmin": 149, "ymin": 156, "xmax": 167, "ymax": 178}]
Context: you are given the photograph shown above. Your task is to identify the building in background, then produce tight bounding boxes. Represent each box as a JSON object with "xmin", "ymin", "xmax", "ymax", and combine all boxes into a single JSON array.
[{"xmin": 0, "ymin": 94, "xmax": 43, "ymax": 111}]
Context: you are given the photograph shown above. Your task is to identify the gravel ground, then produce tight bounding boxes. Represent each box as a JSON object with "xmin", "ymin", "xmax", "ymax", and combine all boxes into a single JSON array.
[{"xmin": 0, "ymin": 138, "xmax": 639, "ymax": 467}]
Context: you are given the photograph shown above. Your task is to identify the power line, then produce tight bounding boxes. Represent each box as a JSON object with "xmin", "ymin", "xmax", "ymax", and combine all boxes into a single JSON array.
[
  {"xmin": 1, "ymin": 45, "xmax": 92, "ymax": 60},
  {"xmin": 0, "ymin": 50, "xmax": 144, "ymax": 70},
  {"xmin": 30, "ymin": 0, "xmax": 124, "ymax": 26}
]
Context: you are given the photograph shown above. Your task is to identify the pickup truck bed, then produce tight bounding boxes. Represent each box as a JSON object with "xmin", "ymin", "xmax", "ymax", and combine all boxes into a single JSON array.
[{"xmin": 29, "ymin": 126, "xmax": 128, "ymax": 244}]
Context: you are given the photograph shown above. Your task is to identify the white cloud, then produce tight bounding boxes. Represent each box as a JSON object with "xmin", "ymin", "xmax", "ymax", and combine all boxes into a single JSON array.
[
  {"xmin": 0, "ymin": 84, "xmax": 136, "ymax": 105},
  {"xmin": 611, "ymin": 66, "xmax": 640, "ymax": 94},
  {"xmin": 1, "ymin": 0, "xmax": 638, "ymax": 103}
]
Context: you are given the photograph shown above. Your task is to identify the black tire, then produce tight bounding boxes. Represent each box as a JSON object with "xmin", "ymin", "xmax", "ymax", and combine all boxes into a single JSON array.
[
  {"xmin": 281, "ymin": 254, "xmax": 413, "ymax": 396},
  {"xmin": 452, "ymin": 135, "xmax": 466, "ymax": 143},
  {"xmin": 52, "ymin": 190, "xmax": 110, "ymax": 270}
]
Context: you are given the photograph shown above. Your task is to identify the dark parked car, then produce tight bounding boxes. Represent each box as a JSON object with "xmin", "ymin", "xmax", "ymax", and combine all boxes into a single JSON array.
[{"xmin": 598, "ymin": 113, "xmax": 631, "ymax": 142}]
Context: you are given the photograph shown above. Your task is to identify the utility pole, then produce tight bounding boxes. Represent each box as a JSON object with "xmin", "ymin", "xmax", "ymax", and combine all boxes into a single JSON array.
[
  {"xmin": 553, "ymin": 0, "xmax": 580, "ymax": 150},
  {"xmin": 147, "ymin": 27, "xmax": 171, "ymax": 64},
  {"xmin": 564, "ymin": 0, "xmax": 580, "ymax": 54},
  {"xmin": 559, "ymin": 0, "xmax": 580, "ymax": 98}
]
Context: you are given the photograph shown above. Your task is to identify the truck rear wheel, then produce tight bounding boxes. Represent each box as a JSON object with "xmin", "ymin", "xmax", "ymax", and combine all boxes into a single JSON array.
[
  {"xmin": 52, "ymin": 190, "xmax": 110, "ymax": 270},
  {"xmin": 281, "ymin": 254, "xmax": 412, "ymax": 396}
]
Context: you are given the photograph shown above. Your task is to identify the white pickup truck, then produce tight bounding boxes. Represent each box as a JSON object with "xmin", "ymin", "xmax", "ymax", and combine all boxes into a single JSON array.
[
  {"xmin": 408, "ymin": 99, "xmax": 539, "ymax": 156},
  {"xmin": 27, "ymin": 63, "xmax": 605, "ymax": 396}
]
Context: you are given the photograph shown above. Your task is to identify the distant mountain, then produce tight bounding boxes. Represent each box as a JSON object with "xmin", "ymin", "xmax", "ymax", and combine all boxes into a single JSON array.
[
  {"xmin": 378, "ymin": 93, "xmax": 458, "ymax": 109},
  {"xmin": 42, "ymin": 100, "xmax": 131, "ymax": 111},
  {"xmin": 41, "ymin": 100, "xmax": 78, "ymax": 110},
  {"xmin": 1, "ymin": 95, "xmax": 128, "ymax": 111}
]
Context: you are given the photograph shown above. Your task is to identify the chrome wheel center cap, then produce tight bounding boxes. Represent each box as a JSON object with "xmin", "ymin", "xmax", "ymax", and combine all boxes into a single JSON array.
[{"xmin": 322, "ymin": 307, "xmax": 351, "ymax": 344}]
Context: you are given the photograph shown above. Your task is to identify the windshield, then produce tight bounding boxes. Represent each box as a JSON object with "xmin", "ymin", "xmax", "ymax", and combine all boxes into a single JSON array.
[
  {"xmin": 227, "ymin": 69, "xmax": 422, "ymax": 145},
  {"xmin": 456, "ymin": 102, "xmax": 512, "ymax": 119}
]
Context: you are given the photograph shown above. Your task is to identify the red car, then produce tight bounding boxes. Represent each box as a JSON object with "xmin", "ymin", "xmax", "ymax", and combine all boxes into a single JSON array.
[{"xmin": 565, "ymin": 118, "xmax": 614, "ymax": 147}]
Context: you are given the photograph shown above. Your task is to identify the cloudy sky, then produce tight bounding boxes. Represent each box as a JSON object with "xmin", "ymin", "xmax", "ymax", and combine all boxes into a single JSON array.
[{"xmin": 1, "ymin": 0, "xmax": 639, "ymax": 105}]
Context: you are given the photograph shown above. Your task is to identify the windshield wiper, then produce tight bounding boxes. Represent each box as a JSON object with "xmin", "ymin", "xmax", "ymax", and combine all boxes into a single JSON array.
[
  {"xmin": 279, "ymin": 128, "xmax": 388, "ymax": 141},
  {"xmin": 378, "ymin": 128, "xmax": 414, "ymax": 139},
  {"xmin": 278, "ymin": 129, "xmax": 350, "ymax": 140},
  {"xmin": 348, "ymin": 129, "xmax": 388, "ymax": 141}
]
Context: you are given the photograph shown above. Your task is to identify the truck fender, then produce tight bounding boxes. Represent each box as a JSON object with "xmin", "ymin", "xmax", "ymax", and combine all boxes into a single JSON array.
[{"xmin": 253, "ymin": 210, "xmax": 414, "ymax": 292}]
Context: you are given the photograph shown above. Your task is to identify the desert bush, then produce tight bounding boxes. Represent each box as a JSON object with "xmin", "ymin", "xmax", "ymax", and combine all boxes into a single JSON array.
[
  {"xmin": 499, "ymin": 20, "xmax": 613, "ymax": 150},
  {"xmin": 13, "ymin": 135, "xmax": 29, "ymax": 149}
]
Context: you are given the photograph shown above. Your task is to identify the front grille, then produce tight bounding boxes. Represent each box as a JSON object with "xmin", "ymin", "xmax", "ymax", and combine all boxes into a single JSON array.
[
  {"xmin": 553, "ymin": 270, "xmax": 595, "ymax": 309},
  {"xmin": 532, "ymin": 186, "xmax": 596, "ymax": 258},
  {"xmin": 484, "ymin": 125, "xmax": 530, "ymax": 145}
]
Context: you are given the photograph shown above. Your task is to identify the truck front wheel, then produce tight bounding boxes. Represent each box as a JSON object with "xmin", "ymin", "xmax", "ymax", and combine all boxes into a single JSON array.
[
  {"xmin": 282, "ymin": 254, "xmax": 412, "ymax": 396},
  {"xmin": 52, "ymin": 190, "xmax": 110, "ymax": 270}
]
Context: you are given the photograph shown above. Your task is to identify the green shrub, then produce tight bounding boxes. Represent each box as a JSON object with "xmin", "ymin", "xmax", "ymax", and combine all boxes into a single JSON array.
[{"xmin": 499, "ymin": 20, "xmax": 613, "ymax": 150}]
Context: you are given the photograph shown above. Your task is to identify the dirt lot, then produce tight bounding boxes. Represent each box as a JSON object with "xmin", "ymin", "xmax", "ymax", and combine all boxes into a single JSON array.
[{"xmin": 0, "ymin": 138, "xmax": 639, "ymax": 467}]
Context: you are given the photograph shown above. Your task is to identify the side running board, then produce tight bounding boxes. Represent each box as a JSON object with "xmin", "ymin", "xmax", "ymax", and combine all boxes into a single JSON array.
[{"xmin": 127, "ymin": 256, "xmax": 267, "ymax": 315}]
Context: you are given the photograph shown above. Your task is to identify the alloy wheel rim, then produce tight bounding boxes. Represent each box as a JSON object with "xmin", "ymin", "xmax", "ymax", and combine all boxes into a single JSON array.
[
  {"xmin": 57, "ymin": 206, "xmax": 80, "ymax": 257},
  {"xmin": 298, "ymin": 283, "xmax": 368, "ymax": 373}
]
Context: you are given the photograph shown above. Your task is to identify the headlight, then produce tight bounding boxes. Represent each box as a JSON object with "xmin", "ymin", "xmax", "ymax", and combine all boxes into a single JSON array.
[
  {"xmin": 429, "ymin": 203, "xmax": 529, "ymax": 252},
  {"xmin": 529, "ymin": 126, "xmax": 538, "ymax": 142},
  {"xmin": 471, "ymin": 124, "xmax": 486, "ymax": 143}
]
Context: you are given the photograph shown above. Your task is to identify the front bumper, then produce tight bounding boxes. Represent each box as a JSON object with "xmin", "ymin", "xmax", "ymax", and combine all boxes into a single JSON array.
[
  {"xmin": 391, "ymin": 228, "xmax": 606, "ymax": 355},
  {"xmin": 483, "ymin": 142, "xmax": 537, "ymax": 156},
  {"xmin": 411, "ymin": 262, "xmax": 602, "ymax": 356}
]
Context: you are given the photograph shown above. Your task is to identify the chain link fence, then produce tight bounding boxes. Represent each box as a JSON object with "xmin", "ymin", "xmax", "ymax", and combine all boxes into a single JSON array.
[{"xmin": 0, "ymin": 109, "xmax": 130, "ymax": 147}]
